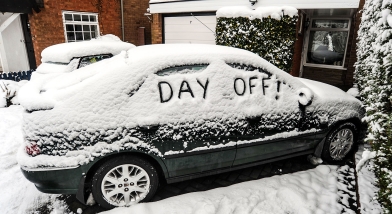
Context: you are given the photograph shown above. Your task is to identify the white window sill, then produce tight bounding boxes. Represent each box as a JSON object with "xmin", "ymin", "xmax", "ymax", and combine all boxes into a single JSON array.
[{"xmin": 303, "ymin": 63, "xmax": 348, "ymax": 70}]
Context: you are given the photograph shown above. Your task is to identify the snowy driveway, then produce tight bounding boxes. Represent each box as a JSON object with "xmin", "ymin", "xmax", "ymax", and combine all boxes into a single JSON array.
[{"xmin": 0, "ymin": 106, "xmax": 379, "ymax": 214}]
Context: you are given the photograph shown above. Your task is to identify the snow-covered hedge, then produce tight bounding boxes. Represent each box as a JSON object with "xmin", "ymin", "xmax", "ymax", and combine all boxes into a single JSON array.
[
  {"xmin": 216, "ymin": 6, "xmax": 298, "ymax": 72},
  {"xmin": 355, "ymin": 0, "xmax": 392, "ymax": 211},
  {"xmin": 0, "ymin": 80, "xmax": 28, "ymax": 107}
]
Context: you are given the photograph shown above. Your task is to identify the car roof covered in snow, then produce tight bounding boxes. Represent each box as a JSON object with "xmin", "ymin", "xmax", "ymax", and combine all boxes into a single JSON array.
[
  {"xmin": 41, "ymin": 34, "xmax": 136, "ymax": 63},
  {"xmin": 123, "ymin": 44, "xmax": 293, "ymax": 79},
  {"xmin": 20, "ymin": 44, "xmax": 305, "ymax": 112}
]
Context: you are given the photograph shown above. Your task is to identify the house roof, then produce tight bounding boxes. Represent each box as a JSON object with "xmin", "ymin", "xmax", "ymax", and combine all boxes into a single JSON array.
[{"xmin": 0, "ymin": 0, "xmax": 42, "ymax": 14}]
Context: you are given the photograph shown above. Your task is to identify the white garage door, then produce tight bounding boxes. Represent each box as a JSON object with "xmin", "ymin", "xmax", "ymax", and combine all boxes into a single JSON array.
[{"xmin": 164, "ymin": 15, "xmax": 216, "ymax": 44}]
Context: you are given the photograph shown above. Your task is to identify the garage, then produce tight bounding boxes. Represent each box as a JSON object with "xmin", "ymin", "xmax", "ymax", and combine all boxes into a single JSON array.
[{"xmin": 164, "ymin": 15, "xmax": 216, "ymax": 44}]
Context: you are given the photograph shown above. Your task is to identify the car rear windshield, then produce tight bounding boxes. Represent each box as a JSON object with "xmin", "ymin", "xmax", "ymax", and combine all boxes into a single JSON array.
[{"xmin": 156, "ymin": 64, "xmax": 208, "ymax": 76}]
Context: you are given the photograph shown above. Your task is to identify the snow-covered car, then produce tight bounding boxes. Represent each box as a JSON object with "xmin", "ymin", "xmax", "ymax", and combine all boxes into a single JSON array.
[
  {"xmin": 18, "ymin": 44, "xmax": 364, "ymax": 209},
  {"xmin": 31, "ymin": 34, "xmax": 135, "ymax": 81}
]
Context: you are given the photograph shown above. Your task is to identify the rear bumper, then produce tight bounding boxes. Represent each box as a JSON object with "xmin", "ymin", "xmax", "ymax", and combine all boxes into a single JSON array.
[{"xmin": 21, "ymin": 165, "xmax": 88, "ymax": 194}]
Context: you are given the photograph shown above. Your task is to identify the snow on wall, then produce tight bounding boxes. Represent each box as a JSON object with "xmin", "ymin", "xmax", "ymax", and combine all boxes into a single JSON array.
[
  {"xmin": 18, "ymin": 44, "xmax": 363, "ymax": 168},
  {"xmin": 216, "ymin": 6, "xmax": 298, "ymax": 20}
]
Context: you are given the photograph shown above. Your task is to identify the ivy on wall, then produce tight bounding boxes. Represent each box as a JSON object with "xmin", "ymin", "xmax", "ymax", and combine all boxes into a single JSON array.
[{"xmin": 216, "ymin": 15, "xmax": 298, "ymax": 72}]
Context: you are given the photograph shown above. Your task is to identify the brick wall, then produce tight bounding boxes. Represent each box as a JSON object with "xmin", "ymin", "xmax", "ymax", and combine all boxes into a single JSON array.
[
  {"xmin": 151, "ymin": 13, "xmax": 163, "ymax": 44},
  {"xmin": 29, "ymin": 0, "xmax": 121, "ymax": 66},
  {"xmin": 302, "ymin": 0, "xmax": 365, "ymax": 90},
  {"xmin": 123, "ymin": 0, "xmax": 151, "ymax": 45},
  {"xmin": 290, "ymin": 12, "xmax": 305, "ymax": 77}
]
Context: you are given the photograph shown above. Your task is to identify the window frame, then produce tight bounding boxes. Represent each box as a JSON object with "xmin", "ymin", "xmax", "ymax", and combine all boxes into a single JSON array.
[
  {"xmin": 303, "ymin": 17, "xmax": 351, "ymax": 70},
  {"xmin": 62, "ymin": 11, "xmax": 100, "ymax": 43}
]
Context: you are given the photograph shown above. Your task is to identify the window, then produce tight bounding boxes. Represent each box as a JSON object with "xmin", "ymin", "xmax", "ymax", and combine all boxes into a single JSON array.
[
  {"xmin": 62, "ymin": 11, "xmax": 99, "ymax": 42},
  {"xmin": 304, "ymin": 19, "xmax": 350, "ymax": 68}
]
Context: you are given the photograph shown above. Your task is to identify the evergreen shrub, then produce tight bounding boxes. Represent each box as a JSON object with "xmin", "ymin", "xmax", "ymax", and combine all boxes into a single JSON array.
[
  {"xmin": 216, "ymin": 13, "xmax": 297, "ymax": 72},
  {"xmin": 355, "ymin": 0, "xmax": 392, "ymax": 211}
]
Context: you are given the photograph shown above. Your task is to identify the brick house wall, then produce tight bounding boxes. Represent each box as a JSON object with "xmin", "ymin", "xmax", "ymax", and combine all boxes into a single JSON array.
[
  {"xmin": 290, "ymin": 12, "xmax": 306, "ymax": 77},
  {"xmin": 301, "ymin": 0, "xmax": 365, "ymax": 91},
  {"xmin": 151, "ymin": 13, "xmax": 163, "ymax": 44},
  {"xmin": 29, "ymin": 0, "xmax": 121, "ymax": 66},
  {"xmin": 123, "ymin": 0, "xmax": 151, "ymax": 45}
]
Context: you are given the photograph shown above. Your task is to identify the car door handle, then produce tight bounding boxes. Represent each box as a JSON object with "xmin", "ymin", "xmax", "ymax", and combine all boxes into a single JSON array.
[{"xmin": 137, "ymin": 125, "xmax": 159, "ymax": 132}]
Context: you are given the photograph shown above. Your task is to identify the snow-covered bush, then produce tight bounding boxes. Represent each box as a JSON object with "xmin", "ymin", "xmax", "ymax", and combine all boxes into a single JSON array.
[
  {"xmin": 355, "ymin": 0, "xmax": 392, "ymax": 211},
  {"xmin": 0, "ymin": 80, "xmax": 28, "ymax": 107},
  {"xmin": 216, "ymin": 6, "xmax": 298, "ymax": 72}
]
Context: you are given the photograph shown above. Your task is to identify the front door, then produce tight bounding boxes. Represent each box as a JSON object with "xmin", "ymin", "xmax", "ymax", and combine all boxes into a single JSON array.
[{"xmin": 0, "ymin": 13, "xmax": 30, "ymax": 72}]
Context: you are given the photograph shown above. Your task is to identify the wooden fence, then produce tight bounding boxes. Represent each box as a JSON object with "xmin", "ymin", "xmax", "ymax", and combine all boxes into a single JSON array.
[{"xmin": 0, "ymin": 70, "xmax": 34, "ymax": 82}]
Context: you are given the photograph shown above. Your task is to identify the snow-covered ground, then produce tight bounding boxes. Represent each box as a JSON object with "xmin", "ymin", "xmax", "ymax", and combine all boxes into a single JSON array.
[
  {"xmin": 0, "ymin": 105, "xmax": 49, "ymax": 213},
  {"xmin": 0, "ymin": 106, "xmax": 381, "ymax": 214},
  {"xmin": 104, "ymin": 165, "xmax": 349, "ymax": 214},
  {"xmin": 356, "ymin": 144, "xmax": 382, "ymax": 213}
]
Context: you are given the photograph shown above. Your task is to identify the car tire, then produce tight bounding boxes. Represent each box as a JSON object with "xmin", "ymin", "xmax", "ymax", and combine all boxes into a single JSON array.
[
  {"xmin": 322, "ymin": 122, "xmax": 357, "ymax": 163},
  {"xmin": 91, "ymin": 155, "xmax": 159, "ymax": 209}
]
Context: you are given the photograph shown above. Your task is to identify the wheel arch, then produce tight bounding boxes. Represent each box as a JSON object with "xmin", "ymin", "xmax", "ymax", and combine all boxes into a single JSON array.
[
  {"xmin": 314, "ymin": 117, "xmax": 362, "ymax": 158},
  {"xmin": 328, "ymin": 117, "xmax": 362, "ymax": 136},
  {"xmin": 77, "ymin": 150, "xmax": 169, "ymax": 204},
  {"xmin": 318, "ymin": 117, "xmax": 362, "ymax": 162}
]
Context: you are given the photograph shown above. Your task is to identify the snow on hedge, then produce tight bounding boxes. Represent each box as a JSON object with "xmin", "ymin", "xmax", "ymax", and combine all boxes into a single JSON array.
[
  {"xmin": 41, "ymin": 34, "xmax": 135, "ymax": 63},
  {"xmin": 18, "ymin": 44, "xmax": 363, "ymax": 168},
  {"xmin": 355, "ymin": 0, "xmax": 392, "ymax": 211},
  {"xmin": 216, "ymin": 6, "xmax": 298, "ymax": 72},
  {"xmin": 0, "ymin": 80, "xmax": 28, "ymax": 107}
]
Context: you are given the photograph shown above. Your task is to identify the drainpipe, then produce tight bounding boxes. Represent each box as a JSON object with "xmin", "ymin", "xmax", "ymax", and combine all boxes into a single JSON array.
[{"xmin": 121, "ymin": 0, "xmax": 125, "ymax": 41}]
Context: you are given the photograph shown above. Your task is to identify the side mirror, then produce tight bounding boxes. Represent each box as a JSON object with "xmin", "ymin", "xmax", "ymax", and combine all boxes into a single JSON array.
[{"xmin": 297, "ymin": 88, "xmax": 313, "ymax": 106}]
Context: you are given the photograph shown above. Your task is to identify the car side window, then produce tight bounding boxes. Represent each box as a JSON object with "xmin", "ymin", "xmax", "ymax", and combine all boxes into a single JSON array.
[
  {"xmin": 156, "ymin": 64, "xmax": 208, "ymax": 76},
  {"xmin": 78, "ymin": 54, "xmax": 113, "ymax": 69},
  {"xmin": 227, "ymin": 63, "xmax": 269, "ymax": 74}
]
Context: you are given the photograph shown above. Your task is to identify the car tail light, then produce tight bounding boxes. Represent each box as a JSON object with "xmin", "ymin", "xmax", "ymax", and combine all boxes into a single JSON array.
[{"xmin": 25, "ymin": 142, "xmax": 41, "ymax": 156}]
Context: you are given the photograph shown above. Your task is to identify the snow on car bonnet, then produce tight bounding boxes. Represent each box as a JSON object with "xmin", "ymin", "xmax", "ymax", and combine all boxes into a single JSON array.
[
  {"xmin": 41, "ymin": 34, "xmax": 135, "ymax": 63},
  {"xmin": 19, "ymin": 44, "xmax": 315, "ymax": 168}
]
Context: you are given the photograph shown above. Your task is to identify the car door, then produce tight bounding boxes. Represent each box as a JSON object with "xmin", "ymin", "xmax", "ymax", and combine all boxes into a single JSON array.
[
  {"xmin": 128, "ymin": 63, "xmax": 237, "ymax": 178},
  {"xmin": 223, "ymin": 63, "xmax": 321, "ymax": 166}
]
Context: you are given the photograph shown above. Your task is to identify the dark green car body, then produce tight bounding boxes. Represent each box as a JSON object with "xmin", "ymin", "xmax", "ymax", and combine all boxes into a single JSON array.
[
  {"xmin": 20, "ymin": 44, "xmax": 364, "ymax": 205},
  {"xmin": 21, "ymin": 127, "xmax": 340, "ymax": 203}
]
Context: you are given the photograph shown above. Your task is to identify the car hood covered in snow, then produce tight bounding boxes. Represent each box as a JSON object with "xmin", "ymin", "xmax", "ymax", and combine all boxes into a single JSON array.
[{"xmin": 296, "ymin": 78, "xmax": 364, "ymax": 126}]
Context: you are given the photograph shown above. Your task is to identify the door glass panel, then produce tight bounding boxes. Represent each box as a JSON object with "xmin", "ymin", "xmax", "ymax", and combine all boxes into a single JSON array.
[
  {"xmin": 312, "ymin": 20, "xmax": 349, "ymax": 28},
  {"xmin": 306, "ymin": 31, "xmax": 348, "ymax": 65}
]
